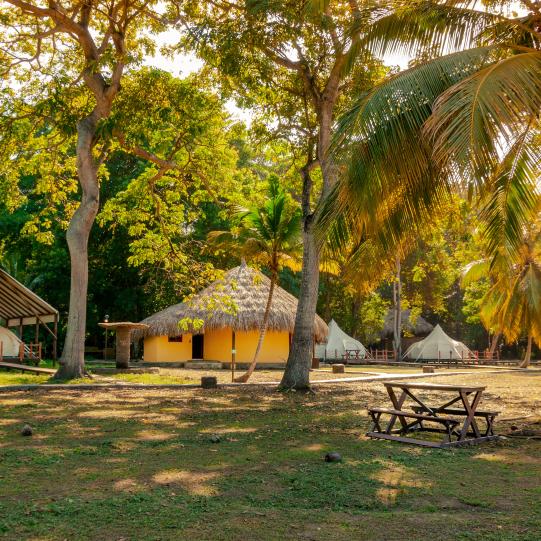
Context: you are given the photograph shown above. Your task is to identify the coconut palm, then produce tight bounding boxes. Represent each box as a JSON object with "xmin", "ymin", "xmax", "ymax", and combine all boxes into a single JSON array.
[
  {"xmin": 463, "ymin": 199, "xmax": 541, "ymax": 367},
  {"xmin": 208, "ymin": 175, "xmax": 301, "ymax": 382},
  {"xmin": 326, "ymin": 0, "xmax": 541, "ymax": 261},
  {"xmin": 319, "ymin": 1, "xmax": 541, "ymax": 364}
]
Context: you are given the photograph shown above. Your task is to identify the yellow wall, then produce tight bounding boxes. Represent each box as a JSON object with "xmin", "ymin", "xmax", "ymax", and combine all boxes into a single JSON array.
[
  {"xmin": 235, "ymin": 330, "xmax": 290, "ymax": 364},
  {"xmin": 204, "ymin": 328, "xmax": 233, "ymax": 362},
  {"xmin": 144, "ymin": 328, "xmax": 291, "ymax": 365},
  {"xmin": 143, "ymin": 334, "xmax": 192, "ymax": 363}
]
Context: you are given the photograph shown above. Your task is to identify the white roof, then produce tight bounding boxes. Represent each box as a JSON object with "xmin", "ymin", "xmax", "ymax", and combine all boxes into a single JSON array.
[
  {"xmin": 404, "ymin": 324, "xmax": 472, "ymax": 360},
  {"xmin": 316, "ymin": 320, "xmax": 366, "ymax": 360}
]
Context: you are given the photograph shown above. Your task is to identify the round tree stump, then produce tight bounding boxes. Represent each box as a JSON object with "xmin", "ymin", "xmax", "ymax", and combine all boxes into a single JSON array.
[
  {"xmin": 332, "ymin": 364, "xmax": 345, "ymax": 374},
  {"xmin": 201, "ymin": 376, "xmax": 218, "ymax": 389}
]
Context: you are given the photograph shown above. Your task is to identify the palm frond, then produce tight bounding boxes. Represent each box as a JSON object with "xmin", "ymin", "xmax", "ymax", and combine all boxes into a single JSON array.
[
  {"xmin": 361, "ymin": 1, "xmax": 515, "ymax": 59},
  {"xmin": 480, "ymin": 124, "xmax": 540, "ymax": 257},
  {"xmin": 426, "ymin": 52, "xmax": 541, "ymax": 180},
  {"xmin": 460, "ymin": 259, "xmax": 489, "ymax": 287}
]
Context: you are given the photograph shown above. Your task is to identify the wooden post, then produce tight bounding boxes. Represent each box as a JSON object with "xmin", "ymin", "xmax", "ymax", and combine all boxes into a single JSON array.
[
  {"xmin": 115, "ymin": 327, "xmax": 131, "ymax": 369},
  {"xmin": 231, "ymin": 331, "xmax": 236, "ymax": 382},
  {"xmin": 53, "ymin": 314, "xmax": 58, "ymax": 363},
  {"xmin": 0, "ymin": 341, "xmax": 3, "ymax": 361}
]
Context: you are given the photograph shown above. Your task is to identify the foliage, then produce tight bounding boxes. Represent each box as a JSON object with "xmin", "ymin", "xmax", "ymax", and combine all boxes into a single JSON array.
[{"xmin": 208, "ymin": 174, "xmax": 302, "ymax": 275}]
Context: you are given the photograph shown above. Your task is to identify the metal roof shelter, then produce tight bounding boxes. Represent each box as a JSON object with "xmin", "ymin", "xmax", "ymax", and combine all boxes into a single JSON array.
[{"xmin": 0, "ymin": 268, "xmax": 59, "ymax": 359}]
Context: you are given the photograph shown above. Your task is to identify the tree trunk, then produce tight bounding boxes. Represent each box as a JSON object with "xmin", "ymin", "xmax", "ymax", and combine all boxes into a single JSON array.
[
  {"xmin": 519, "ymin": 334, "xmax": 533, "ymax": 368},
  {"xmin": 54, "ymin": 114, "xmax": 100, "ymax": 379},
  {"xmin": 280, "ymin": 223, "xmax": 320, "ymax": 389},
  {"xmin": 234, "ymin": 275, "xmax": 276, "ymax": 383},
  {"xmin": 393, "ymin": 256, "xmax": 402, "ymax": 361},
  {"xmin": 280, "ymin": 102, "xmax": 336, "ymax": 390},
  {"xmin": 489, "ymin": 331, "xmax": 501, "ymax": 356}
]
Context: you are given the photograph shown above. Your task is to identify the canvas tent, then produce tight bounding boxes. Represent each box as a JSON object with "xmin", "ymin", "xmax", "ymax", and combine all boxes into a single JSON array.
[
  {"xmin": 0, "ymin": 326, "xmax": 22, "ymax": 358},
  {"xmin": 403, "ymin": 324, "xmax": 472, "ymax": 360},
  {"xmin": 315, "ymin": 319, "xmax": 366, "ymax": 361}
]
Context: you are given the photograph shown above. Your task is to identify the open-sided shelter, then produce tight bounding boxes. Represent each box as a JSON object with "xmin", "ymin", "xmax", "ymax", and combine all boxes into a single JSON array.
[
  {"xmin": 137, "ymin": 262, "xmax": 328, "ymax": 367},
  {"xmin": 0, "ymin": 268, "xmax": 59, "ymax": 360}
]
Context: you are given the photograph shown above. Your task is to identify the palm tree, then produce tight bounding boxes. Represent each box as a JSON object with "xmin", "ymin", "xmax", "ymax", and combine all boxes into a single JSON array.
[
  {"xmin": 208, "ymin": 175, "xmax": 301, "ymax": 382},
  {"xmin": 326, "ymin": 1, "xmax": 541, "ymax": 260},
  {"xmin": 463, "ymin": 213, "xmax": 541, "ymax": 367},
  {"xmin": 320, "ymin": 1, "xmax": 541, "ymax": 363}
]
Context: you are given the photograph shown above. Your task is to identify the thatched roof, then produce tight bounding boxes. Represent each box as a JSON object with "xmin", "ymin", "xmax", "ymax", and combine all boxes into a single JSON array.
[
  {"xmin": 381, "ymin": 309, "xmax": 434, "ymax": 338},
  {"xmin": 137, "ymin": 262, "xmax": 328, "ymax": 342}
]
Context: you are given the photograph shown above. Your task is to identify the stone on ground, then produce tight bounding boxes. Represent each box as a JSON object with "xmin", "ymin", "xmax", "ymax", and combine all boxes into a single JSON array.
[{"xmin": 325, "ymin": 451, "xmax": 342, "ymax": 462}]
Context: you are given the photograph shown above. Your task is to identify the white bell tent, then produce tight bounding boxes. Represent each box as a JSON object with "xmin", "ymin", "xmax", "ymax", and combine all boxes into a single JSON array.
[
  {"xmin": 0, "ymin": 326, "xmax": 22, "ymax": 358},
  {"xmin": 403, "ymin": 324, "xmax": 472, "ymax": 361},
  {"xmin": 315, "ymin": 319, "xmax": 367, "ymax": 360}
]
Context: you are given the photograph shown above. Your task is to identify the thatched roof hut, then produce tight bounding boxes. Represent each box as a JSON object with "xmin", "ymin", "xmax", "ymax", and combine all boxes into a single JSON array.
[
  {"xmin": 137, "ymin": 262, "xmax": 328, "ymax": 342},
  {"xmin": 381, "ymin": 309, "xmax": 434, "ymax": 338}
]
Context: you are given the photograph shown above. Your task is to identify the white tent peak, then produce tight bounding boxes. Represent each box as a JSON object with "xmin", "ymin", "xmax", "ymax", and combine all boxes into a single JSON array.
[
  {"xmin": 404, "ymin": 324, "xmax": 472, "ymax": 360},
  {"xmin": 315, "ymin": 319, "xmax": 366, "ymax": 360}
]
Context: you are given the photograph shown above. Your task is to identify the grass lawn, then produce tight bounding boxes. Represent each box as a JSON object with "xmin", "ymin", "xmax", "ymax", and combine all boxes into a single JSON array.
[{"xmin": 0, "ymin": 371, "xmax": 540, "ymax": 540}]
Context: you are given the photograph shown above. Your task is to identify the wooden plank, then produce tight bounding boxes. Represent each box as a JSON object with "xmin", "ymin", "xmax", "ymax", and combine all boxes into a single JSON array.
[
  {"xmin": 368, "ymin": 408, "xmax": 459, "ymax": 424},
  {"xmin": 0, "ymin": 362, "xmax": 55, "ymax": 375},
  {"xmin": 366, "ymin": 432, "xmax": 446, "ymax": 448},
  {"xmin": 383, "ymin": 381, "xmax": 485, "ymax": 392},
  {"xmin": 412, "ymin": 406, "xmax": 499, "ymax": 417},
  {"xmin": 440, "ymin": 435, "xmax": 501, "ymax": 448},
  {"xmin": 367, "ymin": 431, "xmax": 500, "ymax": 448}
]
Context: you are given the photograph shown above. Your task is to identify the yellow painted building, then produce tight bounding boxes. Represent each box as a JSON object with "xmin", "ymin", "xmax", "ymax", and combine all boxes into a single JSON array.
[{"xmin": 138, "ymin": 263, "xmax": 327, "ymax": 367}]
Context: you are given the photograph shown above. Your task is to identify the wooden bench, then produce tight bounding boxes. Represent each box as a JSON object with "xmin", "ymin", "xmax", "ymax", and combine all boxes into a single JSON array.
[
  {"xmin": 368, "ymin": 407, "xmax": 461, "ymax": 444},
  {"xmin": 411, "ymin": 406, "xmax": 499, "ymax": 437},
  {"xmin": 0, "ymin": 361, "xmax": 55, "ymax": 375}
]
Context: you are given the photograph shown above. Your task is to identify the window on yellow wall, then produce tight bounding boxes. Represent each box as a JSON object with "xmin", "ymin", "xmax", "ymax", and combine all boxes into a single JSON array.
[{"xmin": 168, "ymin": 336, "xmax": 183, "ymax": 343}]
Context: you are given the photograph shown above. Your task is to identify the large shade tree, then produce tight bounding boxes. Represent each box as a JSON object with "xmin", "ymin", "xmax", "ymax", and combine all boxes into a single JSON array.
[
  {"xmin": 179, "ymin": 0, "xmax": 387, "ymax": 388},
  {"xmin": 0, "ymin": 2, "xmax": 199, "ymax": 378}
]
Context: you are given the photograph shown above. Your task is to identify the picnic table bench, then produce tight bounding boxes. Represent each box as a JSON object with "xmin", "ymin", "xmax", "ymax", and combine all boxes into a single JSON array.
[{"xmin": 367, "ymin": 381, "xmax": 500, "ymax": 448}]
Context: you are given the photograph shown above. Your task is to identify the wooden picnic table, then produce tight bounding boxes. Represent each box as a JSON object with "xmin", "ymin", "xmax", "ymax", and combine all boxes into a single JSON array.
[{"xmin": 367, "ymin": 381, "xmax": 500, "ymax": 448}]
